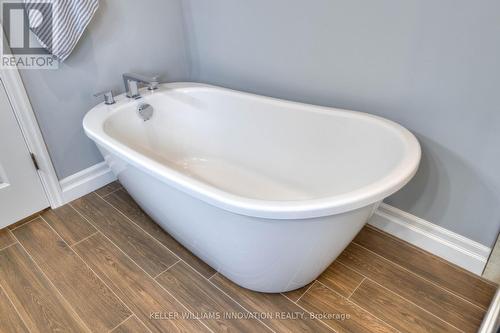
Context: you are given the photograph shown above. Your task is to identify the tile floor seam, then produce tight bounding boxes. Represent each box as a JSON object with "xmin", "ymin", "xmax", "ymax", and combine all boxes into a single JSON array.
[
  {"xmin": 0, "ymin": 283, "xmax": 32, "ymax": 333},
  {"xmin": 99, "ymin": 192, "xmax": 228, "ymax": 286},
  {"xmin": 153, "ymin": 259, "xmax": 181, "ymax": 279},
  {"xmin": 99, "ymin": 192, "xmax": 226, "ymax": 286},
  {"xmin": 40, "ymin": 214, "xmax": 150, "ymax": 333},
  {"xmin": 96, "ymin": 186, "xmax": 124, "ymax": 200},
  {"xmin": 69, "ymin": 231, "xmax": 99, "ymax": 248},
  {"xmin": 0, "ymin": 241, "xmax": 18, "ymax": 252},
  {"xmin": 365, "ymin": 225, "xmax": 498, "ymax": 287},
  {"xmin": 9, "ymin": 215, "xmax": 41, "ymax": 231},
  {"xmin": 347, "ymin": 276, "xmax": 366, "ymax": 299},
  {"xmin": 352, "ymin": 241, "xmax": 488, "ymax": 311},
  {"xmin": 68, "ymin": 202, "xmax": 216, "ymax": 333},
  {"xmin": 337, "ymin": 260, "xmax": 467, "ymax": 333},
  {"xmin": 280, "ymin": 282, "xmax": 338, "ymax": 333},
  {"xmin": 107, "ymin": 313, "xmax": 133, "ymax": 333},
  {"xmin": 172, "ymin": 258, "xmax": 277, "ymax": 333},
  {"xmin": 207, "ymin": 271, "xmax": 218, "ymax": 280},
  {"xmin": 8, "ymin": 228, "xmax": 93, "ymax": 333},
  {"xmin": 314, "ymin": 279, "xmax": 403, "ymax": 333},
  {"xmin": 97, "ymin": 194, "xmax": 183, "ymax": 262},
  {"xmin": 288, "ymin": 281, "xmax": 317, "ymax": 304}
]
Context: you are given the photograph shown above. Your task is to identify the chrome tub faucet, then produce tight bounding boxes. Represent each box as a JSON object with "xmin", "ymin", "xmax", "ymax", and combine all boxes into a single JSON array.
[{"xmin": 122, "ymin": 73, "xmax": 159, "ymax": 99}]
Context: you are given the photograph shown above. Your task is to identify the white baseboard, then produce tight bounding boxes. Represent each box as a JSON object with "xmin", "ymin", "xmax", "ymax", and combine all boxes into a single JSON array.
[
  {"xmin": 59, "ymin": 162, "xmax": 116, "ymax": 204},
  {"xmin": 370, "ymin": 203, "xmax": 491, "ymax": 275}
]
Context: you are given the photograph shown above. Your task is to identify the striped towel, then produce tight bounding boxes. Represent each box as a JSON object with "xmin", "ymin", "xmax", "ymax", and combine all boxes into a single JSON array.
[{"xmin": 24, "ymin": 0, "xmax": 99, "ymax": 62}]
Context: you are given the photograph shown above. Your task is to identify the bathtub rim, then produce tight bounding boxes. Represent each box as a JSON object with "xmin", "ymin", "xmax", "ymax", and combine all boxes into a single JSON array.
[{"xmin": 83, "ymin": 82, "xmax": 421, "ymax": 220}]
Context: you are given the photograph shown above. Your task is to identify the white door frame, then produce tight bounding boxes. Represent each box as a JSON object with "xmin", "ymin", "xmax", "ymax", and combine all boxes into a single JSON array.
[{"xmin": 0, "ymin": 66, "xmax": 64, "ymax": 208}]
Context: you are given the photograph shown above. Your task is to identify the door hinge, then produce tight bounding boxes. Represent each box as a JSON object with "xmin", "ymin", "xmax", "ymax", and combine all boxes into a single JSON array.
[{"xmin": 30, "ymin": 153, "xmax": 40, "ymax": 170}]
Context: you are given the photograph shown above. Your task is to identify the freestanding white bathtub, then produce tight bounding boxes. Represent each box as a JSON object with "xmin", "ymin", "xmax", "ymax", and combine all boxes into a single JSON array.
[{"xmin": 83, "ymin": 83, "xmax": 420, "ymax": 292}]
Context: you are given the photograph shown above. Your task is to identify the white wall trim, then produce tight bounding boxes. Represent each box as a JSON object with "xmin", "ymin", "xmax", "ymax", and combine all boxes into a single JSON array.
[
  {"xmin": 0, "ymin": 56, "xmax": 115, "ymax": 208},
  {"xmin": 0, "ymin": 40, "xmax": 64, "ymax": 208},
  {"xmin": 370, "ymin": 203, "xmax": 491, "ymax": 275},
  {"xmin": 0, "ymin": 40, "xmax": 116, "ymax": 209},
  {"xmin": 59, "ymin": 161, "xmax": 116, "ymax": 203}
]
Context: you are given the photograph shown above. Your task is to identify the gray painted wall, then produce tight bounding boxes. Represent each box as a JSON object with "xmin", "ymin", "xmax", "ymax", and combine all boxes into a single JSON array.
[
  {"xmin": 19, "ymin": 0, "xmax": 190, "ymax": 179},
  {"xmin": 182, "ymin": 0, "xmax": 500, "ymax": 246}
]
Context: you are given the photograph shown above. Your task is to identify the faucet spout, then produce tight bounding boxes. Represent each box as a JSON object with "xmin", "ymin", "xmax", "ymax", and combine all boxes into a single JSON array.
[{"xmin": 122, "ymin": 73, "xmax": 160, "ymax": 99}]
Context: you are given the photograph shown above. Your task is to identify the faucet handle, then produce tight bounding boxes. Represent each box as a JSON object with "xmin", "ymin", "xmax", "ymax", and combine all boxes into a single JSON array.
[
  {"xmin": 148, "ymin": 75, "xmax": 160, "ymax": 91},
  {"xmin": 94, "ymin": 90, "xmax": 116, "ymax": 105}
]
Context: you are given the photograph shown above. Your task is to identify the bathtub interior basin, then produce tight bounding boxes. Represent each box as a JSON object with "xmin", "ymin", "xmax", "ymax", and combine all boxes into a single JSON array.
[{"xmin": 86, "ymin": 83, "xmax": 420, "ymax": 219}]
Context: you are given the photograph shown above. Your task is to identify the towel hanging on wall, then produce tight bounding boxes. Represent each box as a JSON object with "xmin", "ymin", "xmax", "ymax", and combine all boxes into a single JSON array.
[{"xmin": 24, "ymin": 0, "xmax": 99, "ymax": 62}]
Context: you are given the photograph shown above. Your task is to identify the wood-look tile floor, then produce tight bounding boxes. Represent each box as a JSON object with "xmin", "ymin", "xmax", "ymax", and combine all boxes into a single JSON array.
[{"xmin": 0, "ymin": 181, "xmax": 497, "ymax": 333}]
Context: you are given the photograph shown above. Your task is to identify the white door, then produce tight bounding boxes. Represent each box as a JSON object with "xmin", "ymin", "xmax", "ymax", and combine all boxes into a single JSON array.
[{"xmin": 0, "ymin": 78, "xmax": 48, "ymax": 228}]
